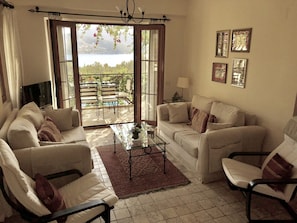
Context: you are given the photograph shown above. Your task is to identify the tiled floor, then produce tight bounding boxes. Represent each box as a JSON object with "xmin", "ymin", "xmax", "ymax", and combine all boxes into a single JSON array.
[
  {"xmin": 4, "ymin": 127, "xmax": 297, "ymax": 223},
  {"xmin": 86, "ymin": 128, "xmax": 296, "ymax": 223}
]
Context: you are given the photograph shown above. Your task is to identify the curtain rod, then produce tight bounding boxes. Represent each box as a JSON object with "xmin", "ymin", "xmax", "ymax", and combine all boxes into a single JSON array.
[
  {"xmin": 28, "ymin": 6, "xmax": 170, "ymax": 22},
  {"xmin": 0, "ymin": 0, "xmax": 14, "ymax": 9}
]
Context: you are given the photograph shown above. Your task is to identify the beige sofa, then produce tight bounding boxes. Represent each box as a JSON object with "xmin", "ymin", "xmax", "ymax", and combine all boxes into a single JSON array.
[
  {"xmin": 157, "ymin": 94, "xmax": 266, "ymax": 183},
  {"xmin": 0, "ymin": 102, "xmax": 92, "ymax": 182}
]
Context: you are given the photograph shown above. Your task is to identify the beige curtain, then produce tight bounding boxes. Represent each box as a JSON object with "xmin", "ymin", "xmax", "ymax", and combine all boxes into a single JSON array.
[
  {"xmin": 0, "ymin": 5, "xmax": 23, "ymax": 221},
  {"xmin": 2, "ymin": 6, "xmax": 23, "ymax": 108}
]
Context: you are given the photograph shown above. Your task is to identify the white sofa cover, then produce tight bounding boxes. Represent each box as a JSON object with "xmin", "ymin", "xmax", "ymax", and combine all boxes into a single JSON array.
[{"xmin": 157, "ymin": 94, "xmax": 266, "ymax": 183}]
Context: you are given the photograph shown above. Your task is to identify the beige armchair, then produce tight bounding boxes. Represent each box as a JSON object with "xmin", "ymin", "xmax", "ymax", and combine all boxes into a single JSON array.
[
  {"xmin": 222, "ymin": 116, "xmax": 297, "ymax": 222},
  {"xmin": 0, "ymin": 139, "xmax": 118, "ymax": 223}
]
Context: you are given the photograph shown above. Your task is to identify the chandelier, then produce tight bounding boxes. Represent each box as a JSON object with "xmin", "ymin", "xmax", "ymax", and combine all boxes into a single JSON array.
[{"xmin": 116, "ymin": 0, "xmax": 169, "ymax": 23}]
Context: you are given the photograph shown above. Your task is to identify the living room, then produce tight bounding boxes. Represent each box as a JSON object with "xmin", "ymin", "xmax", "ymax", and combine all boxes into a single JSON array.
[
  {"xmin": 0, "ymin": 0, "xmax": 297, "ymax": 222},
  {"xmin": 1, "ymin": 0, "xmax": 296, "ymax": 150}
]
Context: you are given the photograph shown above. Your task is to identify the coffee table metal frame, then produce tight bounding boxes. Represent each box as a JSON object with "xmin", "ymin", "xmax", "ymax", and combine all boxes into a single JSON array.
[{"xmin": 110, "ymin": 122, "xmax": 167, "ymax": 180}]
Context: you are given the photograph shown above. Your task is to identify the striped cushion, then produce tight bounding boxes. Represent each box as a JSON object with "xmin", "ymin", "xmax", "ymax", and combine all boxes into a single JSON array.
[{"xmin": 262, "ymin": 153, "xmax": 294, "ymax": 192}]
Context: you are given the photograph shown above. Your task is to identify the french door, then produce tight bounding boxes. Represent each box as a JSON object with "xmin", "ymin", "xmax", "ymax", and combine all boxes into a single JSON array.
[
  {"xmin": 134, "ymin": 25, "xmax": 165, "ymax": 125},
  {"xmin": 50, "ymin": 21, "xmax": 165, "ymax": 126}
]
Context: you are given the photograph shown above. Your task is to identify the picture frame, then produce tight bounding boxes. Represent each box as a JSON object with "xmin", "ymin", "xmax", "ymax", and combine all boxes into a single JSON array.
[
  {"xmin": 231, "ymin": 28, "xmax": 252, "ymax": 52},
  {"xmin": 215, "ymin": 30, "xmax": 230, "ymax": 57},
  {"xmin": 231, "ymin": 58, "xmax": 248, "ymax": 88},
  {"xmin": 212, "ymin": 63, "xmax": 228, "ymax": 83}
]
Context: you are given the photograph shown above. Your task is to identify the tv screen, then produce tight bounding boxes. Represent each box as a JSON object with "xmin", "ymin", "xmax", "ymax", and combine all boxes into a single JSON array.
[{"xmin": 22, "ymin": 81, "xmax": 52, "ymax": 107}]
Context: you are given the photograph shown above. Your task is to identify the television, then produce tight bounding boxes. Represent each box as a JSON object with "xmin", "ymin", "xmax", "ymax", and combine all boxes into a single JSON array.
[{"xmin": 22, "ymin": 81, "xmax": 52, "ymax": 107}]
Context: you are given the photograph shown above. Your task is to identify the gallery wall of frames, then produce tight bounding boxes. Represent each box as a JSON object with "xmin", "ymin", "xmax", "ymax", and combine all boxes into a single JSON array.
[{"xmin": 212, "ymin": 28, "xmax": 252, "ymax": 88}]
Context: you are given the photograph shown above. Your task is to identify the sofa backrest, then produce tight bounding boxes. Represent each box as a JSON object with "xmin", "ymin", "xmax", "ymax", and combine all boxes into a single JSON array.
[
  {"xmin": 191, "ymin": 94, "xmax": 214, "ymax": 113},
  {"xmin": 210, "ymin": 101, "xmax": 245, "ymax": 127}
]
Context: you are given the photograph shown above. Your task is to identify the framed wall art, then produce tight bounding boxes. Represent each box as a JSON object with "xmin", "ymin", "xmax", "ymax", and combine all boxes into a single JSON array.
[
  {"xmin": 212, "ymin": 63, "xmax": 228, "ymax": 83},
  {"xmin": 215, "ymin": 30, "xmax": 230, "ymax": 57},
  {"xmin": 231, "ymin": 58, "xmax": 248, "ymax": 88},
  {"xmin": 231, "ymin": 28, "xmax": 252, "ymax": 52}
]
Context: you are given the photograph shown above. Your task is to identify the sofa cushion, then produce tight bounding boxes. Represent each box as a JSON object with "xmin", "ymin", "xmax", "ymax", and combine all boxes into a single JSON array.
[
  {"xmin": 167, "ymin": 103, "xmax": 189, "ymax": 123},
  {"xmin": 61, "ymin": 126, "xmax": 87, "ymax": 143},
  {"xmin": 174, "ymin": 131, "xmax": 200, "ymax": 158},
  {"xmin": 45, "ymin": 107, "xmax": 73, "ymax": 131},
  {"xmin": 158, "ymin": 121, "xmax": 192, "ymax": 140},
  {"xmin": 191, "ymin": 110, "xmax": 209, "ymax": 133},
  {"xmin": 38, "ymin": 117, "xmax": 62, "ymax": 142},
  {"xmin": 7, "ymin": 117, "xmax": 40, "ymax": 149},
  {"xmin": 17, "ymin": 102, "xmax": 44, "ymax": 129},
  {"xmin": 191, "ymin": 95, "xmax": 214, "ymax": 113},
  {"xmin": 207, "ymin": 123, "xmax": 233, "ymax": 131},
  {"xmin": 210, "ymin": 102, "xmax": 243, "ymax": 126}
]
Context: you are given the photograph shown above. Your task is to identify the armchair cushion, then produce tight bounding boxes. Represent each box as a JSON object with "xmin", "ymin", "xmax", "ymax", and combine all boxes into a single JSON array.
[
  {"xmin": 262, "ymin": 153, "xmax": 294, "ymax": 192},
  {"xmin": 35, "ymin": 173, "xmax": 66, "ymax": 222}
]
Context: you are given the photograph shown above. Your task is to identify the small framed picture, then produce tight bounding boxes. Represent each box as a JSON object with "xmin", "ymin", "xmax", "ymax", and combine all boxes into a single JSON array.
[
  {"xmin": 231, "ymin": 58, "xmax": 248, "ymax": 88},
  {"xmin": 212, "ymin": 63, "xmax": 228, "ymax": 83},
  {"xmin": 215, "ymin": 30, "xmax": 230, "ymax": 57},
  {"xmin": 231, "ymin": 28, "xmax": 252, "ymax": 52}
]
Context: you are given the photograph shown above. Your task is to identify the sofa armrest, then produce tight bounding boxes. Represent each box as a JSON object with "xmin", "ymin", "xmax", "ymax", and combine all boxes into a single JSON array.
[
  {"xmin": 71, "ymin": 109, "xmax": 81, "ymax": 127},
  {"xmin": 198, "ymin": 126, "xmax": 266, "ymax": 178},
  {"xmin": 14, "ymin": 143, "xmax": 92, "ymax": 186},
  {"xmin": 157, "ymin": 104, "xmax": 170, "ymax": 122},
  {"xmin": 203, "ymin": 125, "xmax": 266, "ymax": 151}
]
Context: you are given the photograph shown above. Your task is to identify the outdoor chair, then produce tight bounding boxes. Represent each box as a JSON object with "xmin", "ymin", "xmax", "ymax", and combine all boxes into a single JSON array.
[
  {"xmin": 0, "ymin": 139, "xmax": 118, "ymax": 223},
  {"xmin": 222, "ymin": 116, "xmax": 297, "ymax": 222}
]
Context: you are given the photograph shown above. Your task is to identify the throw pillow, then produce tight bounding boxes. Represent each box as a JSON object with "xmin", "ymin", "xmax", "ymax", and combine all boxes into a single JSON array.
[
  {"xmin": 190, "ymin": 107, "xmax": 199, "ymax": 121},
  {"xmin": 167, "ymin": 103, "xmax": 189, "ymax": 123},
  {"xmin": 35, "ymin": 173, "xmax": 67, "ymax": 223},
  {"xmin": 38, "ymin": 117, "xmax": 62, "ymax": 142},
  {"xmin": 191, "ymin": 110, "xmax": 209, "ymax": 133},
  {"xmin": 45, "ymin": 107, "xmax": 73, "ymax": 131},
  {"xmin": 262, "ymin": 153, "xmax": 294, "ymax": 192},
  {"xmin": 17, "ymin": 102, "xmax": 44, "ymax": 129}
]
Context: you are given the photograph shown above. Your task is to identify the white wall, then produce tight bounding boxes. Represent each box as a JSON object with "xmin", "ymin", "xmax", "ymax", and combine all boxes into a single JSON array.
[{"xmin": 184, "ymin": 0, "xmax": 297, "ymax": 149}]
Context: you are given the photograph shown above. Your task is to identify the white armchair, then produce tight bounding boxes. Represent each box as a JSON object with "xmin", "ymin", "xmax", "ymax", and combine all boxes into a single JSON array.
[
  {"xmin": 0, "ymin": 139, "xmax": 118, "ymax": 223},
  {"xmin": 222, "ymin": 116, "xmax": 297, "ymax": 222}
]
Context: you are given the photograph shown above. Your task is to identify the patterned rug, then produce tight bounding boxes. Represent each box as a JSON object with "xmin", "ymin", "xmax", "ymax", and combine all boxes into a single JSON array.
[{"xmin": 97, "ymin": 144, "xmax": 190, "ymax": 199}]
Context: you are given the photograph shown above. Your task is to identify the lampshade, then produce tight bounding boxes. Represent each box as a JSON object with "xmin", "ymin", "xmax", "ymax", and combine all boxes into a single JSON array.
[{"xmin": 177, "ymin": 77, "xmax": 190, "ymax": 89}]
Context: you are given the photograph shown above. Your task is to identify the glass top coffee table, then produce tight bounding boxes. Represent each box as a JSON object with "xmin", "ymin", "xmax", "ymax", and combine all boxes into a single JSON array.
[{"xmin": 110, "ymin": 122, "xmax": 167, "ymax": 180}]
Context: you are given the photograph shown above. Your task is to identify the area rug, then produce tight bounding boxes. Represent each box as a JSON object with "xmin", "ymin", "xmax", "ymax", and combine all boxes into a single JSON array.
[{"xmin": 97, "ymin": 144, "xmax": 190, "ymax": 199}]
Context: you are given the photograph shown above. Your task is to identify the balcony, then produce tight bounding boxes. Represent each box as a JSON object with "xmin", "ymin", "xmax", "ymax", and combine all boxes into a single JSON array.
[{"xmin": 80, "ymin": 73, "xmax": 134, "ymax": 127}]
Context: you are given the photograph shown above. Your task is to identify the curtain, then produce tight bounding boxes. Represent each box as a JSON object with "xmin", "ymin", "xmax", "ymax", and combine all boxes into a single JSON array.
[
  {"xmin": 0, "ymin": 5, "xmax": 22, "ymax": 221},
  {"xmin": 2, "ymin": 6, "xmax": 23, "ymax": 108}
]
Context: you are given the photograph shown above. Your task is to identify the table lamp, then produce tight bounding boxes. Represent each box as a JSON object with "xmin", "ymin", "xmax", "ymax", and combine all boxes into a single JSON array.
[{"xmin": 176, "ymin": 77, "xmax": 189, "ymax": 99}]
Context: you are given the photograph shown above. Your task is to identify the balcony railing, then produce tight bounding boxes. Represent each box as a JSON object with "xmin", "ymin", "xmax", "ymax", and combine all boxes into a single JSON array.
[{"xmin": 79, "ymin": 73, "xmax": 134, "ymax": 126}]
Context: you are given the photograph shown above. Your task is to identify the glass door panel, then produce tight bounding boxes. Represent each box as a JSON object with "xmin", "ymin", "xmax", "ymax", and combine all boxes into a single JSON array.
[{"xmin": 135, "ymin": 25, "xmax": 165, "ymax": 125}]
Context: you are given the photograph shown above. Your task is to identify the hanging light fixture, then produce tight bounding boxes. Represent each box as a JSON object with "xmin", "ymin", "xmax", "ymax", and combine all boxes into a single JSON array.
[{"xmin": 116, "ymin": 0, "xmax": 168, "ymax": 23}]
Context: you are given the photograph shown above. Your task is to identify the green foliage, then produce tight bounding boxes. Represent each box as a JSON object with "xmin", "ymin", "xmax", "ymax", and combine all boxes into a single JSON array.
[{"xmin": 79, "ymin": 60, "xmax": 133, "ymax": 74}]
